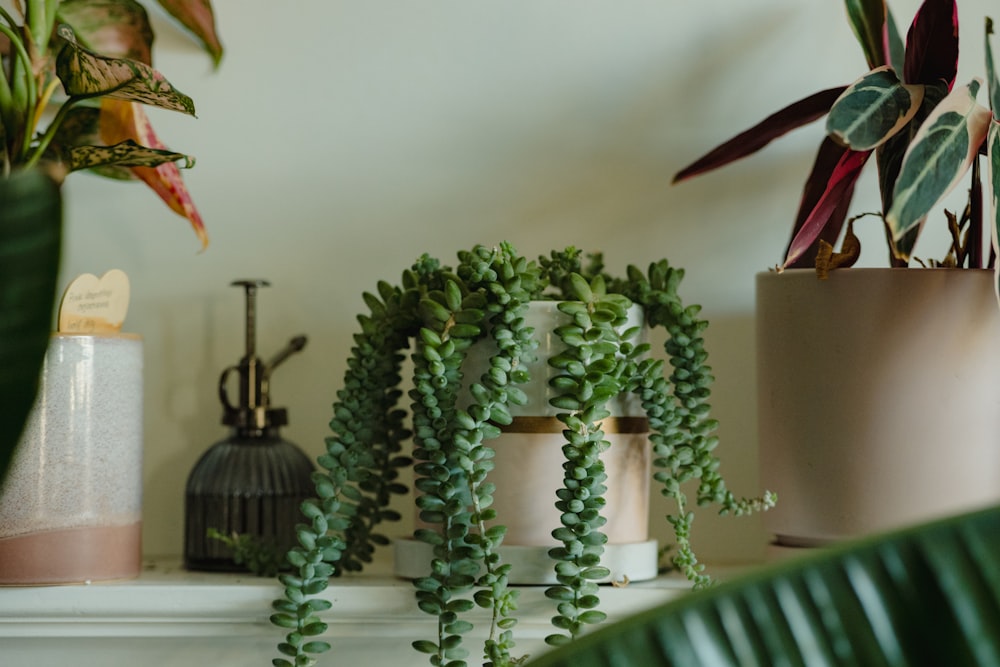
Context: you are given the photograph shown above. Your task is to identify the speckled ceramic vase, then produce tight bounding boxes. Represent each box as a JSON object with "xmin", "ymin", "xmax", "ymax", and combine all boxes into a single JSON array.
[{"xmin": 0, "ymin": 333, "xmax": 143, "ymax": 584}]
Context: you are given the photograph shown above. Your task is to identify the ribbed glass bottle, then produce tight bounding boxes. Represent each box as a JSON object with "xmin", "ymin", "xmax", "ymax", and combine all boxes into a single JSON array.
[{"xmin": 183, "ymin": 427, "xmax": 314, "ymax": 572}]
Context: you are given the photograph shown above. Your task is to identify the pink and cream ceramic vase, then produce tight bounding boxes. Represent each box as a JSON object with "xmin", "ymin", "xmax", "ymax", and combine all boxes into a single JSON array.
[
  {"xmin": 395, "ymin": 301, "xmax": 658, "ymax": 584},
  {"xmin": 0, "ymin": 333, "xmax": 144, "ymax": 584}
]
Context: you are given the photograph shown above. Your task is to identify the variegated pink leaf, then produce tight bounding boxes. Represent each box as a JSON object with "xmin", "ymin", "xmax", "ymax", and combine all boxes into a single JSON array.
[
  {"xmin": 827, "ymin": 66, "xmax": 924, "ymax": 150},
  {"xmin": 55, "ymin": 24, "xmax": 195, "ymax": 115},
  {"xmin": 784, "ymin": 147, "xmax": 871, "ymax": 268},
  {"xmin": 673, "ymin": 87, "xmax": 845, "ymax": 183},
  {"xmin": 903, "ymin": 0, "xmax": 958, "ymax": 87},
  {"xmin": 886, "ymin": 79, "xmax": 991, "ymax": 258},
  {"xmin": 100, "ymin": 99, "xmax": 208, "ymax": 248},
  {"xmin": 58, "ymin": 0, "xmax": 154, "ymax": 65},
  {"xmin": 844, "ymin": 0, "xmax": 890, "ymax": 69},
  {"xmin": 156, "ymin": 0, "xmax": 223, "ymax": 67}
]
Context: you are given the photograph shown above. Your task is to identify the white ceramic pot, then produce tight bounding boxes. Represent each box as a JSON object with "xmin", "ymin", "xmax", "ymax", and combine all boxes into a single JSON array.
[
  {"xmin": 395, "ymin": 301, "xmax": 658, "ymax": 584},
  {"xmin": 0, "ymin": 333, "xmax": 144, "ymax": 583},
  {"xmin": 757, "ymin": 269, "xmax": 1000, "ymax": 547}
]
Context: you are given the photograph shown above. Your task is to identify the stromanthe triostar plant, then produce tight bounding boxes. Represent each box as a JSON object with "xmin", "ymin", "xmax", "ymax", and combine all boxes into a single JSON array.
[
  {"xmin": 269, "ymin": 243, "xmax": 774, "ymax": 667},
  {"xmin": 674, "ymin": 0, "xmax": 1000, "ymax": 287}
]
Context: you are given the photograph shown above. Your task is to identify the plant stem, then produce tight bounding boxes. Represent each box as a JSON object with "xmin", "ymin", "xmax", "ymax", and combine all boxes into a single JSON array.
[
  {"xmin": 27, "ymin": 0, "xmax": 54, "ymax": 55},
  {"xmin": 0, "ymin": 20, "xmax": 36, "ymax": 166},
  {"xmin": 24, "ymin": 96, "xmax": 77, "ymax": 170}
]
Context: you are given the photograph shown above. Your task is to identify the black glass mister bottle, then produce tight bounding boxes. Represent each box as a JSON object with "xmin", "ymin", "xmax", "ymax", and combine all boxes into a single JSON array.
[{"xmin": 184, "ymin": 280, "xmax": 315, "ymax": 572}]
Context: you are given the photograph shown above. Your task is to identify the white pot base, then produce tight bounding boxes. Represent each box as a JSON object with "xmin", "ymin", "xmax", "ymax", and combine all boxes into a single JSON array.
[{"xmin": 393, "ymin": 538, "xmax": 660, "ymax": 585}]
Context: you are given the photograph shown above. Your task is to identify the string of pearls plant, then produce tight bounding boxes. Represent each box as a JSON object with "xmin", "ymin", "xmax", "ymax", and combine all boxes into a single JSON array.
[{"xmin": 270, "ymin": 243, "xmax": 775, "ymax": 667}]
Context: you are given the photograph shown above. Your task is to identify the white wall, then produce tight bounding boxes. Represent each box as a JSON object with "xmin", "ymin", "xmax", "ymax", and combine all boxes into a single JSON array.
[{"xmin": 56, "ymin": 0, "xmax": 976, "ymax": 564}]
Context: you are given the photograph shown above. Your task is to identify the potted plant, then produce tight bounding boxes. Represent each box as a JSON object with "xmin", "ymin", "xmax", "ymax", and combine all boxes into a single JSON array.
[
  {"xmin": 270, "ymin": 243, "xmax": 775, "ymax": 667},
  {"xmin": 0, "ymin": 0, "xmax": 221, "ymax": 482},
  {"xmin": 673, "ymin": 0, "xmax": 1000, "ymax": 547},
  {"xmin": 0, "ymin": 1, "xmax": 221, "ymax": 583}
]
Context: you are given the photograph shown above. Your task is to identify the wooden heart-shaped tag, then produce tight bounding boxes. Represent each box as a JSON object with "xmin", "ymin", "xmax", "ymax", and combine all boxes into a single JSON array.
[{"xmin": 58, "ymin": 269, "xmax": 131, "ymax": 334}]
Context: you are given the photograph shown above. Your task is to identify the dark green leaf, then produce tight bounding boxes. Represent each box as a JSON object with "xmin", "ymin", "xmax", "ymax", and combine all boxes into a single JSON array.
[
  {"xmin": 0, "ymin": 170, "xmax": 61, "ymax": 483},
  {"xmin": 413, "ymin": 640, "xmax": 440, "ymax": 654}
]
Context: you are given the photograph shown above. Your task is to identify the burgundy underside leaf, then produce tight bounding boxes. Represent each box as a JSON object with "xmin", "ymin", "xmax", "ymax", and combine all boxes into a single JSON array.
[
  {"xmin": 969, "ymin": 156, "xmax": 984, "ymax": 268},
  {"xmin": 156, "ymin": 0, "xmax": 223, "ymax": 67},
  {"xmin": 784, "ymin": 144, "xmax": 871, "ymax": 268},
  {"xmin": 672, "ymin": 87, "xmax": 847, "ymax": 183},
  {"xmin": 903, "ymin": 0, "xmax": 958, "ymax": 87},
  {"xmin": 784, "ymin": 137, "xmax": 860, "ymax": 268}
]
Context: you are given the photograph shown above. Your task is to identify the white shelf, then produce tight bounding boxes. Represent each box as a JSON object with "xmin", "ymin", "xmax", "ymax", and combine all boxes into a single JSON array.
[{"xmin": 0, "ymin": 553, "xmax": 712, "ymax": 667}]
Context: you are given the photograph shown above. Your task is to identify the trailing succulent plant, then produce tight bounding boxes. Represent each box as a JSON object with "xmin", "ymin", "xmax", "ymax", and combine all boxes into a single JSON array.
[
  {"xmin": 674, "ymin": 0, "xmax": 1000, "ymax": 276},
  {"xmin": 270, "ymin": 243, "xmax": 774, "ymax": 667}
]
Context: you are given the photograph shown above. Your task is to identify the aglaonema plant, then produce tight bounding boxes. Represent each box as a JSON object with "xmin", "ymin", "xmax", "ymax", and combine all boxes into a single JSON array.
[
  {"xmin": 270, "ymin": 243, "xmax": 774, "ymax": 667},
  {"xmin": 0, "ymin": 0, "xmax": 220, "ymax": 483},
  {"xmin": 0, "ymin": 0, "xmax": 220, "ymax": 247},
  {"xmin": 674, "ymin": 0, "xmax": 1000, "ymax": 288}
]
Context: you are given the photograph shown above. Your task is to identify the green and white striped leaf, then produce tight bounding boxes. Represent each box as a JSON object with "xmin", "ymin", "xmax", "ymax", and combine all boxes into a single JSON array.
[
  {"xmin": 987, "ymin": 20, "xmax": 1000, "ymax": 307},
  {"xmin": 988, "ymin": 122, "xmax": 1000, "ymax": 307},
  {"xmin": 826, "ymin": 66, "xmax": 923, "ymax": 151},
  {"xmin": 886, "ymin": 78, "xmax": 991, "ymax": 258},
  {"xmin": 987, "ymin": 18, "xmax": 1000, "ymax": 114}
]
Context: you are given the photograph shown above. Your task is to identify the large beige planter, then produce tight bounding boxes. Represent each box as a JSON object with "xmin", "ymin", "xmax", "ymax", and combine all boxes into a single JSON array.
[
  {"xmin": 757, "ymin": 269, "xmax": 1000, "ymax": 547},
  {"xmin": 395, "ymin": 301, "xmax": 658, "ymax": 584}
]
